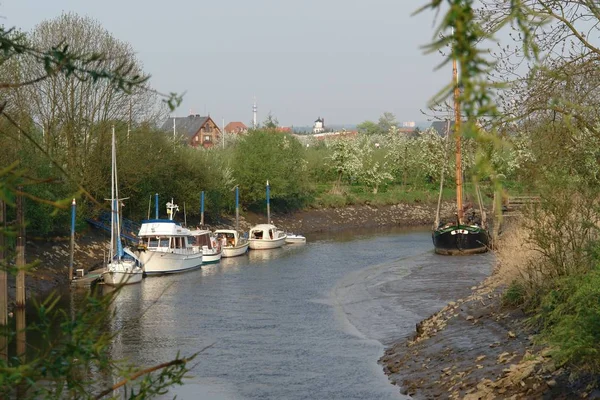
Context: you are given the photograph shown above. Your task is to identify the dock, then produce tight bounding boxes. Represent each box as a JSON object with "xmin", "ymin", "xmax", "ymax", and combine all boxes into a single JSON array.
[
  {"xmin": 70, "ymin": 268, "xmax": 105, "ymax": 288},
  {"xmin": 502, "ymin": 195, "xmax": 540, "ymax": 217}
]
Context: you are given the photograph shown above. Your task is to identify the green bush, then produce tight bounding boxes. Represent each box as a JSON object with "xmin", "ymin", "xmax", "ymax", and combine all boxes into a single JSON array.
[
  {"xmin": 537, "ymin": 266, "xmax": 600, "ymax": 373},
  {"xmin": 502, "ymin": 280, "xmax": 526, "ymax": 308}
]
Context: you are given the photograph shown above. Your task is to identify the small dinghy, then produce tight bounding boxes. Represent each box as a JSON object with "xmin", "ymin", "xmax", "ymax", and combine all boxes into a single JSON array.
[{"xmin": 285, "ymin": 234, "xmax": 306, "ymax": 244}]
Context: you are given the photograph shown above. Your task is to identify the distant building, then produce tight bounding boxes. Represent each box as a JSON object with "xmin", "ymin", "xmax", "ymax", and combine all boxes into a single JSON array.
[
  {"xmin": 402, "ymin": 121, "xmax": 416, "ymax": 128},
  {"xmin": 313, "ymin": 130, "xmax": 358, "ymax": 141},
  {"xmin": 276, "ymin": 126, "xmax": 292, "ymax": 133},
  {"xmin": 313, "ymin": 117, "xmax": 325, "ymax": 134},
  {"xmin": 161, "ymin": 114, "xmax": 221, "ymax": 148},
  {"xmin": 224, "ymin": 121, "xmax": 248, "ymax": 134}
]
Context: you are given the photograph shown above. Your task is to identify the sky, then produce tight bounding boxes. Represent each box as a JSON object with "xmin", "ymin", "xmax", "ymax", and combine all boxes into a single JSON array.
[{"xmin": 1, "ymin": 0, "xmax": 451, "ymax": 127}]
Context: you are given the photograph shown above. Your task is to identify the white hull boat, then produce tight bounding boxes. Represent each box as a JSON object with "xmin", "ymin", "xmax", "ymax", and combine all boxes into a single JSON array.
[
  {"xmin": 190, "ymin": 229, "xmax": 222, "ymax": 264},
  {"xmin": 137, "ymin": 201, "xmax": 203, "ymax": 275},
  {"xmin": 202, "ymin": 251, "xmax": 222, "ymax": 264},
  {"xmin": 215, "ymin": 229, "xmax": 249, "ymax": 257},
  {"xmin": 248, "ymin": 224, "xmax": 287, "ymax": 250},
  {"xmin": 285, "ymin": 234, "xmax": 306, "ymax": 244},
  {"xmin": 139, "ymin": 250, "xmax": 202, "ymax": 275},
  {"xmin": 103, "ymin": 260, "xmax": 143, "ymax": 286}
]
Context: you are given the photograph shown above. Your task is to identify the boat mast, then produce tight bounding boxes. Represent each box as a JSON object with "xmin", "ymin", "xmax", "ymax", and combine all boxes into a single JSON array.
[
  {"xmin": 110, "ymin": 126, "xmax": 116, "ymax": 262},
  {"xmin": 235, "ymin": 185, "xmax": 240, "ymax": 232},
  {"xmin": 452, "ymin": 43, "xmax": 464, "ymax": 225},
  {"xmin": 266, "ymin": 180, "xmax": 270, "ymax": 225}
]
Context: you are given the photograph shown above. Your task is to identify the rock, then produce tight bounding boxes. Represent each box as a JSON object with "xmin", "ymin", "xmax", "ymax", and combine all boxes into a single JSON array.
[
  {"xmin": 497, "ymin": 352, "xmax": 512, "ymax": 363},
  {"xmin": 508, "ymin": 331, "xmax": 517, "ymax": 339},
  {"xmin": 547, "ymin": 379, "xmax": 557, "ymax": 388},
  {"xmin": 466, "ymin": 315, "xmax": 474, "ymax": 321},
  {"xmin": 476, "ymin": 355, "xmax": 486, "ymax": 362}
]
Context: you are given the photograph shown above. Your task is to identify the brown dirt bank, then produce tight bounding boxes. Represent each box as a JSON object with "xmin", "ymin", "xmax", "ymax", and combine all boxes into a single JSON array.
[{"xmin": 228, "ymin": 201, "xmax": 457, "ymax": 234}]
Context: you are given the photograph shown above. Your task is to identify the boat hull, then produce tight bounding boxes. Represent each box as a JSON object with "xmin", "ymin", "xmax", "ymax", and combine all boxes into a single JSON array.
[
  {"xmin": 285, "ymin": 235, "xmax": 306, "ymax": 244},
  {"xmin": 248, "ymin": 237, "xmax": 286, "ymax": 250},
  {"xmin": 432, "ymin": 225, "xmax": 489, "ymax": 255},
  {"xmin": 103, "ymin": 270, "xmax": 143, "ymax": 286},
  {"xmin": 103, "ymin": 260, "xmax": 143, "ymax": 285},
  {"xmin": 222, "ymin": 243, "xmax": 249, "ymax": 257},
  {"xmin": 203, "ymin": 251, "xmax": 222, "ymax": 264},
  {"xmin": 140, "ymin": 250, "xmax": 203, "ymax": 275}
]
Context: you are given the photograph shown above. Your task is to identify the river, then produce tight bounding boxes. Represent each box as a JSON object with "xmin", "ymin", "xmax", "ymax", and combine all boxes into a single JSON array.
[{"xmin": 94, "ymin": 226, "xmax": 492, "ymax": 399}]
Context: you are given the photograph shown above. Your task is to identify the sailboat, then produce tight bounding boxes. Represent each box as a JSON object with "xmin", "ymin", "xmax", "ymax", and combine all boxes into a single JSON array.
[
  {"xmin": 432, "ymin": 47, "xmax": 489, "ymax": 255},
  {"xmin": 248, "ymin": 181, "xmax": 286, "ymax": 250},
  {"xmin": 215, "ymin": 185, "xmax": 249, "ymax": 257},
  {"xmin": 103, "ymin": 126, "xmax": 143, "ymax": 285}
]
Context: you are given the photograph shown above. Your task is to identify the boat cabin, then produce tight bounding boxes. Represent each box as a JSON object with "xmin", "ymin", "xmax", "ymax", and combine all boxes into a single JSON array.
[
  {"xmin": 189, "ymin": 229, "xmax": 218, "ymax": 251},
  {"xmin": 137, "ymin": 219, "xmax": 195, "ymax": 253},
  {"xmin": 216, "ymin": 230, "xmax": 237, "ymax": 247},
  {"xmin": 249, "ymin": 224, "xmax": 283, "ymax": 240}
]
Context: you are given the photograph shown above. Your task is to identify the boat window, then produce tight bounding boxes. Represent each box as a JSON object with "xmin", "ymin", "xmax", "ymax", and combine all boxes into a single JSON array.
[
  {"xmin": 196, "ymin": 234, "xmax": 210, "ymax": 247},
  {"xmin": 187, "ymin": 236, "xmax": 194, "ymax": 247},
  {"xmin": 149, "ymin": 238, "xmax": 159, "ymax": 247},
  {"xmin": 226, "ymin": 233, "xmax": 235, "ymax": 246},
  {"xmin": 252, "ymin": 230, "xmax": 263, "ymax": 239},
  {"xmin": 159, "ymin": 238, "xmax": 170, "ymax": 247}
]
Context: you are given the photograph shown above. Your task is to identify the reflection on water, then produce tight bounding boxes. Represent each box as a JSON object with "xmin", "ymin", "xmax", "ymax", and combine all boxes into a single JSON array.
[{"xmin": 27, "ymin": 225, "xmax": 494, "ymax": 400}]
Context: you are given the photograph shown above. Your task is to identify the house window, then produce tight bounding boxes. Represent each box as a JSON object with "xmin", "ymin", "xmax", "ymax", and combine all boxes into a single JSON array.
[
  {"xmin": 204, "ymin": 135, "xmax": 211, "ymax": 142},
  {"xmin": 195, "ymin": 136, "xmax": 199, "ymax": 141}
]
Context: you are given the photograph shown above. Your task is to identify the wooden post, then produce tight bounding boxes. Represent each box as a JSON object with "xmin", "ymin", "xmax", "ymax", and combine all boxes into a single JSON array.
[
  {"xmin": 235, "ymin": 186, "xmax": 240, "ymax": 232},
  {"xmin": 200, "ymin": 191, "xmax": 205, "ymax": 227},
  {"xmin": 16, "ymin": 188, "xmax": 25, "ymax": 308},
  {"xmin": 16, "ymin": 308, "xmax": 26, "ymax": 361},
  {"xmin": 0, "ymin": 199, "xmax": 7, "ymax": 361},
  {"xmin": 69, "ymin": 198, "xmax": 76, "ymax": 281}
]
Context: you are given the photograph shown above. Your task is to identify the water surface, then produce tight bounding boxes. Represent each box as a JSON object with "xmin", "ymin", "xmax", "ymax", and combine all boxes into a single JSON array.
[{"xmin": 103, "ymin": 226, "xmax": 493, "ymax": 399}]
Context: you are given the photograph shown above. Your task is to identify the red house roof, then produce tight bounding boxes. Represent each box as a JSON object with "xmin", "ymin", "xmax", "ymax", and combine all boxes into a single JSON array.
[{"xmin": 224, "ymin": 121, "xmax": 248, "ymax": 134}]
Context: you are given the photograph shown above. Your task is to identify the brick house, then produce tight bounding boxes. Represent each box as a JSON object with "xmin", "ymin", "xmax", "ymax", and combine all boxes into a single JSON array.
[
  {"xmin": 224, "ymin": 121, "xmax": 248, "ymax": 134},
  {"xmin": 161, "ymin": 114, "xmax": 221, "ymax": 148}
]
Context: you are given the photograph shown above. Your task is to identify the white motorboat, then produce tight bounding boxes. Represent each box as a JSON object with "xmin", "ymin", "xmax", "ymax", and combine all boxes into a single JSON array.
[
  {"xmin": 136, "ymin": 200, "xmax": 203, "ymax": 275},
  {"xmin": 214, "ymin": 229, "xmax": 249, "ymax": 257},
  {"xmin": 285, "ymin": 233, "xmax": 306, "ymax": 244},
  {"xmin": 248, "ymin": 224, "xmax": 287, "ymax": 250},
  {"xmin": 103, "ymin": 126, "xmax": 143, "ymax": 286},
  {"xmin": 190, "ymin": 229, "xmax": 222, "ymax": 263}
]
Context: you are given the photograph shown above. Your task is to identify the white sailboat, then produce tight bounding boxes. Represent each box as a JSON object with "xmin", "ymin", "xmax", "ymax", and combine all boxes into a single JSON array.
[
  {"xmin": 215, "ymin": 229, "xmax": 249, "ymax": 257},
  {"xmin": 247, "ymin": 181, "xmax": 286, "ymax": 250},
  {"xmin": 216, "ymin": 186, "xmax": 249, "ymax": 257},
  {"xmin": 103, "ymin": 126, "xmax": 143, "ymax": 286}
]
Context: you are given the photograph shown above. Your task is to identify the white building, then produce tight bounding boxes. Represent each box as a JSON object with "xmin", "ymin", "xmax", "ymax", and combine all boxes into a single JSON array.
[{"xmin": 313, "ymin": 117, "xmax": 325, "ymax": 134}]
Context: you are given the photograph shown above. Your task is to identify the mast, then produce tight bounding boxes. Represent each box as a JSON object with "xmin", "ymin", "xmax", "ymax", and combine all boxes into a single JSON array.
[
  {"xmin": 114, "ymin": 126, "xmax": 124, "ymax": 259},
  {"xmin": 453, "ymin": 52, "xmax": 464, "ymax": 225},
  {"xmin": 266, "ymin": 180, "xmax": 270, "ymax": 224},
  {"xmin": 235, "ymin": 185, "xmax": 240, "ymax": 232},
  {"xmin": 110, "ymin": 126, "xmax": 116, "ymax": 262}
]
